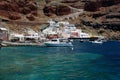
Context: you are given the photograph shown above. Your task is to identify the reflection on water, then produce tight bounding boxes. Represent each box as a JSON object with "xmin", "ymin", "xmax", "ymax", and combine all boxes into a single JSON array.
[{"xmin": 0, "ymin": 41, "xmax": 120, "ymax": 80}]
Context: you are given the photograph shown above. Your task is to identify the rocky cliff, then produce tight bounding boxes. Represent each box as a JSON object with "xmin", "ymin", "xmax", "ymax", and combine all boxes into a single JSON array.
[
  {"xmin": 0, "ymin": 0, "xmax": 119, "ymax": 39},
  {"xmin": 0, "ymin": 0, "xmax": 119, "ymax": 20},
  {"xmin": 84, "ymin": 0, "xmax": 120, "ymax": 11},
  {"xmin": 43, "ymin": 2, "xmax": 71, "ymax": 17},
  {"xmin": 0, "ymin": 0, "xmax": 38, "ymax": 21},
  {"xmin": 43, "ymin": 0, "xmax": 120, "ymax": 17}
]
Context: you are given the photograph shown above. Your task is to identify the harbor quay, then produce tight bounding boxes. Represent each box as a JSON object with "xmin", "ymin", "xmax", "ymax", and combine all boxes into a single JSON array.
[{"xmin": 0, "ymin": 20, "xmax": 104, "ymax": 47}]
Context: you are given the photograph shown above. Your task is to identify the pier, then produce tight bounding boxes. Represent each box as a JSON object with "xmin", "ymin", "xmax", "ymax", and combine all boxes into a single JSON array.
[{"xmin": 2, "ymin": 41, "xmax": 44, "ymax": 47}]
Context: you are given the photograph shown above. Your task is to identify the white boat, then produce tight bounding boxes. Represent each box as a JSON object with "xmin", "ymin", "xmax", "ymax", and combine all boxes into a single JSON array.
[
  {"xmin": 91, "ymin": 36, "xmax": 107, "ymax": 44},
  {"xmin": 92, "ymin": 39, "xmax": 103, "ymax": 44},
  {"xmin": 44, "ymin": 38, "xmax": 73, "ymax": 47}
]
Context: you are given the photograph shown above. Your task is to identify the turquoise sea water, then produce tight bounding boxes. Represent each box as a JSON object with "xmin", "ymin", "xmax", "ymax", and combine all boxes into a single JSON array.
[{"xmin": 0, "ymin": 41, "xmax": 120, "ymax": 80}]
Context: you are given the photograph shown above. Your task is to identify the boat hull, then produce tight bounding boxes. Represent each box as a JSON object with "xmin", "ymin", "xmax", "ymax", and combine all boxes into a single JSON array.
[
  {"xmin": 92, "ymin": 41, "xmax": 103, "ymax": 44},
  {"xmin": 45, "ymin": 43, "xmax": 73, "ymax": 47}
]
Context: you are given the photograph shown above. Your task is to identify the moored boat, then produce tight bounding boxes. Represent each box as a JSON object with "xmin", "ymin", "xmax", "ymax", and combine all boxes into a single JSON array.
[
  {"xmin": 91, "ymin": 36, "xmax": 106, "ymax": 44},
  {"xmin": 44, "ymin": 38, "xmax": 73, "ymax": 47},
  {"xmin": 92, "ymin": 41, "xmax": 103, "ymax": 44},
  {"xmin": 92, "ymin": 39, "xmax": 103, "ymax": 44}
]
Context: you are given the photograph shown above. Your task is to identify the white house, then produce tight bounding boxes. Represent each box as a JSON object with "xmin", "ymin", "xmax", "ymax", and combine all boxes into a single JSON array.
[
  {"xmin": 24, "ymin": 28, "xmax": 40, "ymax": 41},
  {"xmin": 9, "ymin": 33, "xmax": 24, "ymax": 42},
  {"xmin": 0, "ymin": 25, "xmax": 9, "ymax": 41}
]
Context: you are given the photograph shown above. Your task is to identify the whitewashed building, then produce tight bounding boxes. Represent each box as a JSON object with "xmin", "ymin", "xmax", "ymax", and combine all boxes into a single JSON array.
[{"xmin": 0, "ymin": 25, "xmax": 8, "ymax": 41}]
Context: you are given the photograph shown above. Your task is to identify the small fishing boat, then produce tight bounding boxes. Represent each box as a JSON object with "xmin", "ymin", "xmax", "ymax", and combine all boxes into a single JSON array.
[
  {"xmin": 44, "ymin": 38, "xmax": 73, "ymax": 47},
  {"xmin": 92, "ymin": 39, "xmax": 103, "ymax": 44},
  {"xmin": 91, "ymin": 36, "xmax": 107, "ymax": 44}
]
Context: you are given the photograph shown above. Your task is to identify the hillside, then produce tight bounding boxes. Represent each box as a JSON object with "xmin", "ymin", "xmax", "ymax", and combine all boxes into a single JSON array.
[{"xmin": 0, "ymin": 0, "xmax": 119, "ymax": 39}]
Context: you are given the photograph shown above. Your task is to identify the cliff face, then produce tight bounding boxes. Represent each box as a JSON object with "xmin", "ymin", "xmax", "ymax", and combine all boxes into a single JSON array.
[
  {"xmin": 61, "ymin": 0, "xmax": 79, "ymax": 3},
  {"xmin": 84, "ymin": 0, "xmax": 120, "ymax": 11},
  {"xmin": 43, "ymin": 2, "xmax": 71, "ymax": 17},
  {"xmin": 84, "ymin": 1, "xmax": 101, "ymax": 11},
  {"xmin": 0, "ymin": 0, "xmax": 119, "ymax": 20},
  {"xmin": 43, "ymin": 6, "xmax": 71, "ymax": 16},
  {"xmin": 43, "ymin": 0, "xmax": 120, "ymax": 17},
  {"xmin": 0, "ymin": 0, "xmax": 119, "ymax": 38},
  {"xmin": 100, "ymin": 0, "xmax": 120, "ymax": 7},
  {"xmin": 0, "ymin": 0, "xmax": 38, "ymax": 21}
]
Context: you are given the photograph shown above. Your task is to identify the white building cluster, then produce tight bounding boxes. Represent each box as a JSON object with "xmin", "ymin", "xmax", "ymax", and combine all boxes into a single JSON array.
[
  {"xmin": 43, "ymin": 19, "xmax": 91, "ymax": 39},
  {"xmin": 1, "ymin": 19, "xmax": 93, "ymax": 43}
]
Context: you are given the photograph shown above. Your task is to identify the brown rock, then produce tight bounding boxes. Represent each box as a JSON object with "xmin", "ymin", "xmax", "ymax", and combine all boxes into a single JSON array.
[
  {"xmin": 0, "ymin": 10, "xmax": 10, "ymax": 18},
  {"xmin": 114, "ymin": 0, "xmax": 120, "ymax": 4},
  {"xmin": 100, "ymin": 0, "xmax": 115, "ymax": 7},
  {"xmin": 0, "ymin": 1, "xmax": 19, "ymax": 12},
  {"xmin": 70, "ymin": 3, "xmax": 85, "ymax": 9},
  {"xmin": 0, "ymin": 0, "xmax": 38, "ymax": 20},
  {"xmin": 26, "ymin": 2, "xmax": 37, "ymax": 11},
  {"xmin": 56, "ymin": 5, "xmax": 71, "ymax": 16},
  {"xmin": 17, "ymin": 0, "xmax": 27, "ymax": 7},
  {"xmin": 9, "ymin": 3, "xmax": 19, "ymax": 12},
  {"xmin": 31, "ymin": 11, "xmax": 38, "ymax": 16},
  {"xmin": 43, "ymin": 6, "xmax": 55, "ymax": 16},
  {"xmin": 84, "ymin": 1, "xmax": 101, "ymax": 11},
  {"xmin": 84, "ymin": 0, "xmax": 120, "ymax": 11},
  {"xmin": 20, "ymin": 7, "xmax": 31, "ymax": 14},
  {"xmin": 26, "ymin": 14, "xmax": 35, "ymax": 21},
  {"xmin": 0, "ymin": 1, "xmax": 11, "ymax": 11},
  {"xmin": 45, "ymin": 0, "xmax": 52, "ymax": 3},
  {"xmin": 9, "ymin": 12, "xmax": 21, "ymax": 20},
  {"xmin": 43, "ymin": 4, "xmax": 71, "ymax": 16},
  {"xmin": 61, "ymin": 0, "xmax": 78, "ymax": 3}
]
